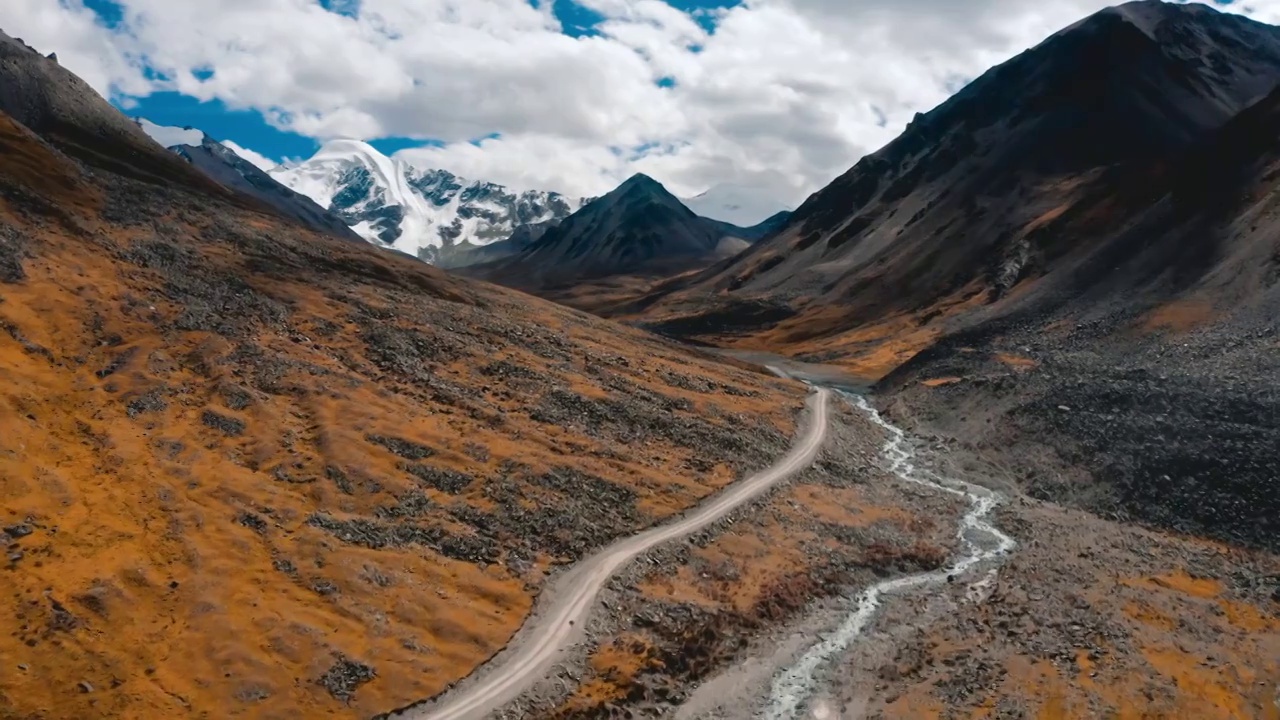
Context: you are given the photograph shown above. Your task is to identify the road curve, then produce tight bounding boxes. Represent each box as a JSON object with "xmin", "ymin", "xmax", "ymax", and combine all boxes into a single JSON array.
[{"xmin": 395, "ymin": 387, "xmax": 831, "ymax": 720}]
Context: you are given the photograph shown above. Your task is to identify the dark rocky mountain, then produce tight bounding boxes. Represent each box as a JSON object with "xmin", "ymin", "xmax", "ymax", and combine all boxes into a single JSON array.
[
  {"xmin": 626, "ymin": 0, "xmax": 1280, "ymax": 553},
  {"xmin": 462, "ymin": 173, "xmax": 750, "ymax": 289},
  {"xmin": 636, "ymin": 0, "xmax": 1280, "ymax": 348},
  {"xmin": 0, "ymin": 30, "xmax": 231, "ymax": 197},
  {"xmin": 705, "ymin": 210, "xmax": 792, "ymax": 243},
  {"xmin": 877, "ymin": 81, "xmax": 1280, "ymax": 551},
  {"xmin": 446, "ymin": 207, "xmax": 787, "ymax": 273},
  {"xmin": 160, "ymin": 129, "xmax": 361, "ymax": 241}
]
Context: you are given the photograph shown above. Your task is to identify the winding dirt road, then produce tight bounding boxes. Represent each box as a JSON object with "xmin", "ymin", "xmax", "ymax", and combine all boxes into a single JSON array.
[{"xmin": 397, "ymin": 387, "xmax": 831, "ymax": 720}]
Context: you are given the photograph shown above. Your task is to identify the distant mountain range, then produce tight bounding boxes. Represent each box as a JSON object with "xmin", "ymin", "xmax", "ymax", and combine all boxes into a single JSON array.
[
  {"xmin": 459, "ymin": 173, "xmax": 780, "ymax": 291},
  {"xmin": 268, "ymin": 140, "xmax": 589, "ymax": 263},
  {"xmin": 135, "ymin": 120, "xmax": 795, "ymax": 267}
]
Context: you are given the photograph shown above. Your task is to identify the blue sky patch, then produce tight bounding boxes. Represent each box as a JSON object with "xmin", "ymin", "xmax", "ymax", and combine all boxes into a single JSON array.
[
  {"xmin": 83, "ymin": 0, "xmax": 125, "ymax": 29},
  {"xmin": 545, "ymin": 0, "xmax": 607, "ymax": 38},
  {"xmin": 124, "ymin": 92, "xmax": 319, "ymax": 162}
]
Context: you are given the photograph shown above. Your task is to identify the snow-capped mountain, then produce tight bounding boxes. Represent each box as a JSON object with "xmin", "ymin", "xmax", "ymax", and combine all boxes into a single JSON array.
[
  {"xmin": 682, "ymin": 183, "xmax": 793, "ymax": 227},
  {"xmin": 135, "ymin": 119, "xmax": 359, "ymax": 241},
  {"xmin": 269, "ymin": 139, "xmax": 586, "ymax": 262}
]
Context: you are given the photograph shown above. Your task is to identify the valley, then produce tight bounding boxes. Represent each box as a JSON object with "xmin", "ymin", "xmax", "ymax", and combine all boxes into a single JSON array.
[{"xmin": 3, "ymin": 1, "xmax": 1280, "ymax": 719}]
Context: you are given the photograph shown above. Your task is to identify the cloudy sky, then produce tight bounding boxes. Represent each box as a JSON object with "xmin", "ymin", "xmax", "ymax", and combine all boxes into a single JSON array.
[{"xmin": 8, "ymin": 0, "xmax": 1277, "ymax": 206}]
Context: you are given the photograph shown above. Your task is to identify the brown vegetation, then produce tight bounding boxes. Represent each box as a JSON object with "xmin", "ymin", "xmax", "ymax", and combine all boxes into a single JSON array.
[{"xmin": 0, "ymin": 111, "xmax": 806, "ymax": 719}]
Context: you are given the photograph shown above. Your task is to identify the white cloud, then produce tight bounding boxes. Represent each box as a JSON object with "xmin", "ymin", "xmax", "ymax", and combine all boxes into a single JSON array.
[
  {"xmin": 221, "ymin": 139, "xmax": 278, "ymax": 171},
  {"xmin": 5, "ymin": 0, "xmax": 149, "ymax": 98},
  {"xmin": 6, "ymin": 0, "xmax": 1280, "ymax": 213}
]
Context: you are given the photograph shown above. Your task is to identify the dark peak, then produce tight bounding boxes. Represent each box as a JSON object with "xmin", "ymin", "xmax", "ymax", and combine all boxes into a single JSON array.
[
  {"xmin": 1062, "ymin": 0, "xmax": 1223, "ymax": 40},
  {"xmin": 606, "ymin": 173, "xmax": 687, "ymax": 209},
  {"xmin": 615, "ymin": 173, "xmax": 666, "ymax": 194}
]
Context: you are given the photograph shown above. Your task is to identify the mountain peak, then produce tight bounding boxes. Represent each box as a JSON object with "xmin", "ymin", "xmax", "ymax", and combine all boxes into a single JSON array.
[
  {"xmin": 614, "ymin": 173, "xmax": 668, "ymax": 196},
  {"xmin": 311, "ymin": 137, "xmax": 387, "ymax": 163},
  {"xmin": 1057, "ymin": 0, "xmax": 1223, "ymax": 41},
  {"xmin": 268, "ymin": 146, "xmax": 586, "ymax": 258},
  {"xmin": 468, "ymin": 173, "xmax": 734, "ymax": 286}
]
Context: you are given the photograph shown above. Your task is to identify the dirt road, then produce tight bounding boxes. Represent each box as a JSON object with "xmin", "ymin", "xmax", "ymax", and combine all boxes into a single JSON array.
[{"xmin": 394, "ymin": 387, "xmax": 832, "ymax": 720}]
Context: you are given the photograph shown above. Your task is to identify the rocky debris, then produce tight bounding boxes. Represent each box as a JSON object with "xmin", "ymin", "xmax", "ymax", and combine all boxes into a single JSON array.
[
  {"xmin": 200, "ymin": 409, "xmax": 245, "ymax": 436},
  {"xmin": 375, "ymin": 491, "xmax": 433, "ymax": 520},
  {"xmin": 658, "ymin": 369, "xmax": 762, "ymax": 398},
  {"xmin": 306, "ymin": 513, "xmax": 499, "ymax": 564},
  {"xmin": 272, "ymin": 558, "xmax": 297, "ymax": 575},
  {"xmin": 3, "ymin": 524, "xmax": 33, "ymax": 539},
  {"xmin": 445, "ymin": 469, "xmax": 646, "ymax": 561},
  {"xmin": 236, "ymin": 512, "xmax": 268, "ymax": 534},
  {"xmin": 125, "ymin": 388, "xmax": 168, "ymax": 418},
  {"xmin": 365, "ymin": 433, "xmax": 433, "ymax": 461},
  {"xmin": 788, "ymin": 431, "xmax": 1280, "ymax": 720},
  {"xmin": 530, "ymin": 387, "xmax": 785, "ymax": 472},
  {"xmin": 402, "ymin": 464, "xmax": 473, "ymax": 494},
  {"xmin": 480, "ymin": 359, "xmax": 541, "ymax": 381},
  {"xmin": 532, "ymin": 467, "xmax": 637, "ymax": 510},
  {"xmin": 221, "ymin": 385, "xmax": 255, "ymax": 411},
  {"xmin": 1, "ymin": 320, "xmax": 54, "ymax": 361},
  {"xmin": 95, "ymin": 346, "xmax": 138, "ymax": 379},
  {"xmin": 48, "ymin": 597, "xmax": 79, "ymax": 632},
  {"xmin": 325, "ymin": 465, "xmax": 354, "ymax": 495},
  {"xmin": 887, "ymin": 327, "xmax": 1280, "ymax": 552},
  {"xmin": 0, "ymin": 222, "xmax": 28, "ymax": 283},
  {"xmin": 224, "ymin": 341, "xmax": 334, "ymax": 396},
  {"xmin": 360, "ymin": 323, "xmax": 465, "ymax": 376},
  {"xmin": 318, "ymin": 655, "xmax": 375, "ymax": 702},
  {"xmin": 122, "ymin": 236, "xmax": 288, "ymax": 337},
  {"xmin": 463, "ymin": 442, "xmax": 491, "ymax": 462}
]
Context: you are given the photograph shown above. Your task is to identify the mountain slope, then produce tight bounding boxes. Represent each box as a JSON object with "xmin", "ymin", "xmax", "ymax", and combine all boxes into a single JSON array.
[
  {"xmin": 0, "ymin": 41, "xmax": 804, "ymax": 720},
  {"xmin": 876, "ymin": 80, "xmax": 1280, "ymax": 551},
  {"xmin": 635, "ymin": 0, "xmax": 1280, "ymax": 363},
  {"xmin": 269, "ymin": 140, "xmax": 585, "ymax": 261},
  {"xmin": 137, "ymin": 120, "xmax": 361, "ymax": 241},
  {"xmin": 0, "ymin": 30, "xmax": 233, "ymax": 198},
  {"xmin": 633, "ymin": 0, "xmax": 1280, "ymax": 554}
]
